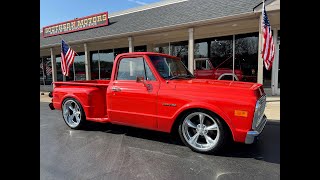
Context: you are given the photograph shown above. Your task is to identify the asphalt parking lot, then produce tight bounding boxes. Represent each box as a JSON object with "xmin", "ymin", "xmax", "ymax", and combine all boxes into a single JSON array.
[{"xmin": 40, "ymin": 102, "xmax": 280, "ymax": 180}]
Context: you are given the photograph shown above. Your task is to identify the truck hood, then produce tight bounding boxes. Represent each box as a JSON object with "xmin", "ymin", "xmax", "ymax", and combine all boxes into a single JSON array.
[{"xmin": 169, "ymin": 79, "xmax": 264, "ymax": 98}]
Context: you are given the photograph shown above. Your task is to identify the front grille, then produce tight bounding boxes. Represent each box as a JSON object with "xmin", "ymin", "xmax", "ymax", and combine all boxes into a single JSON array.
[{"xmin": 252, "ymin": 95, "xmax": 266, "ymax": 130}]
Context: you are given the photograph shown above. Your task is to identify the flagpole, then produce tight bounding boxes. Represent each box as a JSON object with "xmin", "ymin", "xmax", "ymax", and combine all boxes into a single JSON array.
[{"xmin": 58, "ymin": 35, "xmax": 80, "ymax": 56}]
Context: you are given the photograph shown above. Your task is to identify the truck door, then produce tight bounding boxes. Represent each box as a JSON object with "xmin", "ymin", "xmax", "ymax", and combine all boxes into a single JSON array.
[
  {"xmin": 108, "ymin": 56, "xmax": 159, "ymax": 129},
  {"xmin": 194, "ymin": 59, "xmax": 215, "ymax": 79}
]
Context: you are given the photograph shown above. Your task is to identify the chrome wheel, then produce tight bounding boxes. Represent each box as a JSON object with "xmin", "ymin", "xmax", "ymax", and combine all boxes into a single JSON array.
[
  {"xmin": 182, "ymin": 112, "xmax": 220, "ymax": 151},
  {"xmin": 62, "ymin": 99, "xmax": 82, "ymax": 128}
]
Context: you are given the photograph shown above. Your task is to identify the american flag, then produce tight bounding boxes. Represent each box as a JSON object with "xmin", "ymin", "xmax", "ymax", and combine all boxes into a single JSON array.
[
  {"xmin": 261, "ymin": 1, "xmax": 275, "ymax": 70},
  {"xmin": 61, "ymin": 40, "xmax": 76, "ymax": 76},
  {"xmin": 40, "ymin": 62, "xmax": 52, "ymax": 75}
]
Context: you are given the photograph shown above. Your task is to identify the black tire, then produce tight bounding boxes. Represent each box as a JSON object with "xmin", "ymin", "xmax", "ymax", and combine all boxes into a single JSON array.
[
  {"xmin": 178, "ymin": 109, "xmax": 230, "ymax": 154},
  {"xmin": 61, "ymin": 98, "xmax": 86, "ymax": 130}
]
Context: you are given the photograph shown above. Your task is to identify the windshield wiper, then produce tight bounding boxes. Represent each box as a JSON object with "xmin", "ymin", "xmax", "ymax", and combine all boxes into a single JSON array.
[{"xmin": 169, "ymin": 74, "xmax": 195, "ymax": 80}]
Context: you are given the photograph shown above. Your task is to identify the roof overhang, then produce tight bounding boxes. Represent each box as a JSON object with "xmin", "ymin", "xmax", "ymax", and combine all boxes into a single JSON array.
[{"xmin": 40, "ymin": 11, "xmax": 258, "ymax": 50}]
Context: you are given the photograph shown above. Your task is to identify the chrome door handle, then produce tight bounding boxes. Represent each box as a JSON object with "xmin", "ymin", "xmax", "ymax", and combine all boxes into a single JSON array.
[{"xmin": 111, "ymin": 86, "xmax": 121, "ymax": 92}]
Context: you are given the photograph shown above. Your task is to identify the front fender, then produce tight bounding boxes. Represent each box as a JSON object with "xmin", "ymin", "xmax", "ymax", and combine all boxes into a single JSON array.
[{"xmin": 172, "ymin": 102, "xmax": 235, "ymax": 131}]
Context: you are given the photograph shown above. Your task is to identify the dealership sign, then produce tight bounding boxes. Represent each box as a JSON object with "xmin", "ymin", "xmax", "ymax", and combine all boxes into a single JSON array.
[{"xmin": 42, "ymin": 12, "xmax": 108, "ymax": 38}]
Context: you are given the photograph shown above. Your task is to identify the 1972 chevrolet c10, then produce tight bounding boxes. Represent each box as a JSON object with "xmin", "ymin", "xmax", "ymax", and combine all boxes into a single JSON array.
[{"xmin": 49, "ymin": 52, "xmax": 267, "ymax": 154}]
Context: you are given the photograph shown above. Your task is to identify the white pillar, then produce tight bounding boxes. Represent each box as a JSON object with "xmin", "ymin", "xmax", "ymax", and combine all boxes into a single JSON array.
[
  {"xmin": 50, "ymin": 48, "xmax": 57, "ymax": 84},
  {"xmin": 257, "ymin": 14, "xmax": 264, "ymax": 84},
  {"xmin": 128, "ymin": 37, "xmax": 134, "ymax": 52},
  {"xmin": 84, "ymin": 43, "xmax": 91, "ymax": 80},
  {"xmin": 272, "ymin": 29, "xmax": 279, "ymax": 95},
  {"xmin": 188, "ymin": 28, "xmax": 194, "ymax": 74}
]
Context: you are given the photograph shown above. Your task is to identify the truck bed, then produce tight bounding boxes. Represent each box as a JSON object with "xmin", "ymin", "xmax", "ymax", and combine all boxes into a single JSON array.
[
  {"xmin": 54, "ymin": 80, "xmax": 110, "ymax": 87},
  {"xmin": 52, "ymin": 80, "xmax": 110, "ymax": 122}
]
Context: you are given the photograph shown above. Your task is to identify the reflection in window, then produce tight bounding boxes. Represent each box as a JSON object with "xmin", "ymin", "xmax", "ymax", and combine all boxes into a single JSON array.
[
  {"xmin": 195, "ymin": 59, "xmax": 212, "ymax": 70},
  {"xmin": 134, "ymin": 45, "xmax": 147, "ymax": 52},
  {"xmin": 55, "ymin": 56, "xmax": 66, "ymax": 81},
  {"xmin": 210, "ymin": 36, "xmax": 233, "ymax": 69},
  {"xmin": 194, "ymin": 41, "xmax": 208, "ymax": 58},
  {"xmin": 235, "ymin": 32, "xmax": 258, "ymax": 82},
  {"xmin": 144, "ymin": 60, "xmax": 156, "ymax": 81},
  {"xmin": 153, "ymin": 43, "xmax": 170, "ymax": 54},
  {"xmin": 91, "ymin": 50, "xmax": 114, "ymax": 80},
  {"xmin": 40, "ymin": 57, "xmax": 52, "ymax": 85},
  {"xmin": 114, "ymin": 47, "xmax": 129, "ymax": 58},
  {"xmin": 117, "ymin": 58, "xmax": 145, "ymax": 80},
  {"xmin": 170, "ymin": 41, "xmax": 188, "ymax": 68},
  {"xmin": 73, "ymin": 52, "xmax": 86, "ymax": 80}
]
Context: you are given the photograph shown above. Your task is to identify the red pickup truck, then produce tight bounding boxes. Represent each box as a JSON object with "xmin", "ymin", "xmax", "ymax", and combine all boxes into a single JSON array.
[
  {"xmin": 194, "ymin": 58, "xmax": 243, "ymax": 81},
  {"xmin": 49, "ymin": 52, "xmax": 267, "ymax": 154}
]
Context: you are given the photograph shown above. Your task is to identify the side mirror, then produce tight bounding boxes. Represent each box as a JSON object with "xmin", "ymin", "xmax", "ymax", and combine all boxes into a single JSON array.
[
  {"xmin": 136, "ymin": 76, "xmax": 145, "ymax": 83},
  {"xmin": 136, "ymin": 76, "xmax": 151, "ymax": 90}
]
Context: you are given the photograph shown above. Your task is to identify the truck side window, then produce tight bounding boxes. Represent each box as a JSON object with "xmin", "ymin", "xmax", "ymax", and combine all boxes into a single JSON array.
[
  {"xmin": 196, "ymin": 60, "xmax": 207, "ymax": 70},
  {"xmin": 117, "ymin": 58, "xmax": 145, "ymax": 80},
  {"xmin": 196, "ymin": 60, "xmax": 212, "ymax": 70},
  {"xmin": 116, "ymin": 57, "xmax": 156, "ymax": 81},
  {"xmin": 143, "ymin": 60, "xmax": 156, "ymax": 81}
]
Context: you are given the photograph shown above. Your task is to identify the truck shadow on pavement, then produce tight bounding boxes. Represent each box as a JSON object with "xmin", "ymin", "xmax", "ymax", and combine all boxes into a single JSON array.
[{"xmin": 83, "ymin": 120, "xmax": 280, "ymax": 164}]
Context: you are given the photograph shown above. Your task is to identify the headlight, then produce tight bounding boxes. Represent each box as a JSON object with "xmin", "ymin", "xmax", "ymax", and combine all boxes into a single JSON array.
[{"xmin": 252, "ymin": 95, "xmax": 266, "ymax": 130}]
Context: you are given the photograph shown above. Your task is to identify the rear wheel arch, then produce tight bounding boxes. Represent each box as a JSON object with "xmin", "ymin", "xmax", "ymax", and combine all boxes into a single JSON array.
[{"xmin": 60, "ymin": 95, "xmax": 85, "ymax": 109}]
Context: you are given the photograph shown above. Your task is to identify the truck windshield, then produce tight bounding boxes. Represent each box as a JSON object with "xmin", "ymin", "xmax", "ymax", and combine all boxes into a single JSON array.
[{"xmin": 149, "ymin": 55, "xmax": 194, "ymax": 80}]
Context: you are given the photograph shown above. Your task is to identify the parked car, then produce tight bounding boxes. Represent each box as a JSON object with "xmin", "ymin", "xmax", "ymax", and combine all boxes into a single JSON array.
[
  {"xmin": 194, "ymin": 58, "xmax": 243, "ymax": 81},
  {"xmin": 49, "ymin": 52, "xmax": 267, "ymax": 154}
]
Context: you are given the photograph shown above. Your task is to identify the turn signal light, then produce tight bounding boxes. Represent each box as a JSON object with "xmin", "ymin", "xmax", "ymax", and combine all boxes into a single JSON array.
[{"xmin": 234, "ymin": 110, "xmax": 248, "ymax": 117}]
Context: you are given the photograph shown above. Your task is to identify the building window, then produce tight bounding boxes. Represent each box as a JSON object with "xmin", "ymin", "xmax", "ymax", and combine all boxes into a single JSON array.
[
  {"xmin": 134, "ymin": 45, "xmax": 147, "ymax": 52},
  {"xmin": 209, "ymin": 35, "xmax": 233, "ymax": 69},
  {"xmin": 73, "ymin": 52, "xmax": 86, "ymax": 80},
  {"xmin": 153, "ymin": 43, "xmax": 169, "ymax": 54},
  {"xmin": 40, "ymin": 57, "xmax": 52, "ymax": 85},
  {"xmin": 114, "ymin": 47, "xmax": 129, "ymax": 58},
  {"xmin": 91, "ymin": 50, "xmax": 114, "ymax": 80},
  {"xmin": 170, "ymin": 41, "xmax": 188, "ymax": 68},
  {"xmin": 194, "ymin": 33, "xmax": 258, "ymax": 82},
  {"xmin": 55, "ymin": 56, "xmax": 65, "ymax": 81},
  {"xmin": 194, "ymin": 41, "xmax": 208, "ymax": 58},
  {"xmin": 235, "ymin": 32, "xmax": 259, "ymax": 82},
  {"xmin": 55, "ymin": 53, "xmax": 85, "ymax": 81}
]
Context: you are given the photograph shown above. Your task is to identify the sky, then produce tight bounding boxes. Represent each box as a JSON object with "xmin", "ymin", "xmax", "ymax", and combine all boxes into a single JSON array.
[{"xmin": 40, "ymin": 0, "xmax": 163, "ymax": 28}]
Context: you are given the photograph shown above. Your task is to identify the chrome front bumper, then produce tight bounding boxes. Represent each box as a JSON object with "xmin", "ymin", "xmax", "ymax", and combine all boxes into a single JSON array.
[
  {"xmin": 49, "ymin": 103, "xmax": 55, "ymax": 110},
  {"xmin": 245, "ymin": 115, "xmax": 267, "ymax": 144}
]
